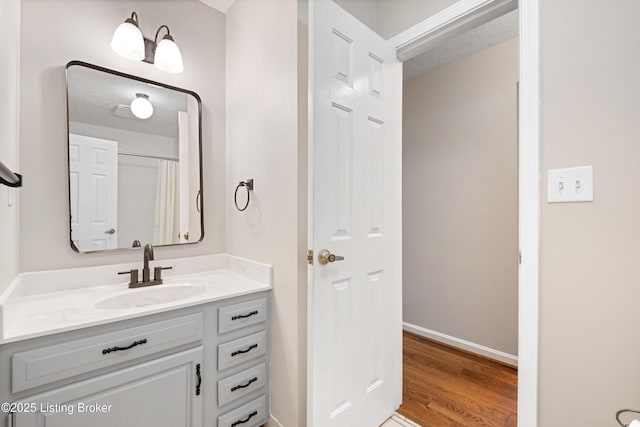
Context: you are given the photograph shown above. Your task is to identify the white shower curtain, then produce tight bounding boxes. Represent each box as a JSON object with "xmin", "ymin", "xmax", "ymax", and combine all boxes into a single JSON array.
[{"xmin": 153, "ymin": 160, "xmax": 180, "ymax": 245}]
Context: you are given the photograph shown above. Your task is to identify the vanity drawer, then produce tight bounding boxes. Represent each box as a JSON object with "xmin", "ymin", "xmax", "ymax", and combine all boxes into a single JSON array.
[
  {"xmin": 218, "ymin": 362, "xmax": 267, "ymax": 407},
  {"xmin": 218, "ymin": 394, "xmax": 267, "ymax": 427},
  {"xmin": 12, "ymin": 313, "xmax": 203, "ymax": 393},
  {"xmin": 218, "ymin": 331, "xmax": 267, "ymax": 371},
  {"xmin": 218, "ymin": 297, "xmax": 267, "ymax": 334}
]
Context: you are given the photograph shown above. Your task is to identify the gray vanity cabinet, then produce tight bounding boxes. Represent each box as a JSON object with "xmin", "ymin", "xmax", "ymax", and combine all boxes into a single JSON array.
[
  {"xmin": 0, "ymin": 291, "xmax": 271, "ymax": 427},
  {"xmin": 12, "ymin": 347, "xmax": 203, "ymax": 427}
]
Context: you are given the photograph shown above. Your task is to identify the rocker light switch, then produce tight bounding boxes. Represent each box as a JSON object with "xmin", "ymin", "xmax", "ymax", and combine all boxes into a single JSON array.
[{"xmin": 547, "ymin": 166, "xmax": 593, "ymax": 203}]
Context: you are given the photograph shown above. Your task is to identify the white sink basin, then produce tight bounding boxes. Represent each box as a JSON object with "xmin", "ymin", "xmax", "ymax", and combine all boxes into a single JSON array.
[{"xmin": 95, "ymin": 284, "xmax": 206, "ymax": 310}]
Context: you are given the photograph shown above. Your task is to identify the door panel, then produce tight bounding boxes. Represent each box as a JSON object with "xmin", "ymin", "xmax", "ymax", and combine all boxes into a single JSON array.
[{"xmin": 309, "ymin": 1, "xmax": 403, "ymax": 426}]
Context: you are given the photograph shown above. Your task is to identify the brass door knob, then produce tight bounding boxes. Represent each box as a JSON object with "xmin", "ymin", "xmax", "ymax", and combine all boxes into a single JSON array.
[{"xmin": 318, "ymin": 249, "xmax": 345, "ymax": 265}]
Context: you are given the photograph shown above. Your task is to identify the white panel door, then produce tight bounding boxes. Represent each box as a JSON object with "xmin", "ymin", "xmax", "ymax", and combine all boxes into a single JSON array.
[
  {"xmin": 309, "ymin": 1, "xmax": 403, "ymax": 426},
  {"xmin": 69, "ymin": 134, "xmax": 118, "ymax": 252}
]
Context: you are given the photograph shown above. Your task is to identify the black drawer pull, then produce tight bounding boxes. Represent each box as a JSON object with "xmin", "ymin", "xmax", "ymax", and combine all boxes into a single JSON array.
[
  {"xmin": 196, "ymin": 363, "xmax": 202, "ymax": 396},
  {"xmin": 102, "ymin": 339, "xmax": 147, "ymax": 355},
  {"xmin": 231, "ymin": 344, "xmax": 258, "ymax": 357},
  {"xmin": 231, "ymin": 310, "xmax": 259, "ymax": 321},
  {"xmin": 231, "ymin": 410, "xmax": 258, "ymax": 427},
  {"xmin": 231, "ymin": 377, "xmax": 258, "ymax": 392}
]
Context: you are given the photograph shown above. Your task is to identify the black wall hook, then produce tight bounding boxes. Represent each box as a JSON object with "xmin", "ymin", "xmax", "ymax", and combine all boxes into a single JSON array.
[{"xmin": 0, "ymin": 161, "xmax": 22, "ymax": 188}]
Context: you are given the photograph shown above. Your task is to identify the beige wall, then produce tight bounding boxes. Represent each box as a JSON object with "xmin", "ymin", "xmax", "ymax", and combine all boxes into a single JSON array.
[
  {"xmin": 19, "ymin": 0, "xmax": 226, "ymax": 272},
  {"xmin": 539, "ymin": 0, "xmax": 640, "ymax": 424},
  {"xmin": 0, "ymin": 0, "xmax": 21, "ymax": 294},
  {"xmin": 226, "ymin": 0, "xmax": 306, "ymax": 425},
  {"xmin": 376, "ymin": 0, "xmax": 458, "ymax": 39},
  {"xmin": 333, "ymin": 0, "xmax": 377, "ymax": 32},
  {"xmin": 403, "ymin": 38, "xmax": 518, "ymax": 356}
]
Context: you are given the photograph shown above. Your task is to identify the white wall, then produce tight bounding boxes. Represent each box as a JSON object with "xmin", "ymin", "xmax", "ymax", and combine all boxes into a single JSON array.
[
  {"xmin": 226, "ymin": 0, "xmax": 306, "ymax": 425},
  {"xmin": 19, "ymin": 0, "xmax": 225, "ymax": 271},
  {"xmin": 69, "ymin": 122, "xmax": 178, "ymax": 159},
  {"xmin": 117, "ymin": 156, "xmax": 157, "ymax": 247},
  {"xmin": 403, "ymin": 38, "xmax": 519, "ymax": 357},
  {"xmin": 539, "ymin": 0, "xmax": 640, "ymax": 424},
  {"xmin": 0, "ymin": 0, "xmax": 21, "ymax": 294},
  {"xmin": 376, "ymin": 0, "xmax": 458, "ymax": 39}
]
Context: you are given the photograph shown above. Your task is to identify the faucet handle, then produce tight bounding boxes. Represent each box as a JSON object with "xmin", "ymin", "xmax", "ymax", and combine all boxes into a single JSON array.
[
  {"xmin": 153, "ymin": 266, "xmax": 173, "ymax": 283},
  {"xmin": 118, "ymin": 269, "xmax": 139, "ymax": 286}
]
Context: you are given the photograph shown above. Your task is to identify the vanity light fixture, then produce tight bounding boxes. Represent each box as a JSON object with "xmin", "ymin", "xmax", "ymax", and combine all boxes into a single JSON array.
[
  {"xmin": 111, "ymin": 12, "xmax": 184, "ymax": 74},
  {"xmin": 130, "ymin": 93, "xmax": 153, "ymax": 119},
  {"xmin": 152, "ymin": 26, "xmax": 184, "ymax": 74},
  {"xmin": 110, "ymin": 12, "xmax": 145, "ymax": 61}
]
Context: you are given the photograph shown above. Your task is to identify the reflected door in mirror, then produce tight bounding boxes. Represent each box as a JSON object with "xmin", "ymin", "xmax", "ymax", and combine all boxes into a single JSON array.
[{"xmin": 69, "ymin": 134, "xmax": 119, "ymax": 251}]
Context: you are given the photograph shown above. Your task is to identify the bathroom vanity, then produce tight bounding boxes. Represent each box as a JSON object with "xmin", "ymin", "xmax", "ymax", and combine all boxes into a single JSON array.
[{"xmin": 0, "ymin": 255, "xmax": 272, "ymax": 427}]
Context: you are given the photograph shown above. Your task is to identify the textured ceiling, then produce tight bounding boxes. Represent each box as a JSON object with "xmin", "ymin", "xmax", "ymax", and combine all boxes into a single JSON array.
[
  {"xmin": 67, "ymin": 65, "xmax": 189, "ymax": 138},
  {"xmin": 403, "ymin": 9, "xmax": 519, "ymax": 80}
]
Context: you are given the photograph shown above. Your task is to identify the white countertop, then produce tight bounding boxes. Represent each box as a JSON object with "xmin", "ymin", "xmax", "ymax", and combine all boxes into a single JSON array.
[{"xmin": 0, "ymin": 254, "xmax": 272, "ymax": 344}]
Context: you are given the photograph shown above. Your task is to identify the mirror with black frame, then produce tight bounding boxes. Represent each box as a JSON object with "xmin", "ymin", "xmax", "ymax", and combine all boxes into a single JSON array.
[{"xmin": 66, "ymin": 61, "xmax": 203, "ymax": 253}]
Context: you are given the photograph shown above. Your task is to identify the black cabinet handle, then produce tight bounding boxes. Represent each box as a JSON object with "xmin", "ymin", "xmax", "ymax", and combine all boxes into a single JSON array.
[
  {"xmin": 231, "ymin": 344, "xmax": 258, "ymax": 357},
  {"xmin": 231, "ymin": 410, "xmax": 258, "ymax": 427},
  {"xmin": 231, "ymin": 310, "xmax": 259, "ymax": 321},
  {"xmin": 196, "ymin": 363, "xmax": 201, "ymax": 396},
  {"xmin": 102, "ymin": 339, "xmax": 147, "ymax": 355},
  {"xmin": 230, "ymin": 377, "xmax": 258, "ymax": 392}
]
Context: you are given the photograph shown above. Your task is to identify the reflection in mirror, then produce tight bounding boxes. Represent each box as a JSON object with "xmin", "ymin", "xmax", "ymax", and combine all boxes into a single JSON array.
[{"xmin": 66, "ymin": 61, "xmax": 203, "ymax": 253}]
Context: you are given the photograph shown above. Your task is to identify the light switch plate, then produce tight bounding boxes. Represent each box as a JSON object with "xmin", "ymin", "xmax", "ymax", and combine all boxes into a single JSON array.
[{"xmin": 547, "ymin": 166, "xmax": 593, "ymax": 203}]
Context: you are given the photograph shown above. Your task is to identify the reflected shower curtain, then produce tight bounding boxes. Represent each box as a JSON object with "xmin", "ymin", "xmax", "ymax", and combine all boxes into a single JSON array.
[{"xmin": 153, "ymin": 160, "xmax": 180, "ymax": 245}]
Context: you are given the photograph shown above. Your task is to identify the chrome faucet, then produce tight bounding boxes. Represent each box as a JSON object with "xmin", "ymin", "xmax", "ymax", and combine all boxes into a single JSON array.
[{"xmin": 118, "ymin": 243, "xmax": 172, "ymax": 288}]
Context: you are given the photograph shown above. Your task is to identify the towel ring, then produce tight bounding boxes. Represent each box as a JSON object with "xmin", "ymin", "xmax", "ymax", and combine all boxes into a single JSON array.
[
  {"xmin": 234, "ymin": 179, "xmax": 254, "ymax": 212},
  {"xmin": 616, "ymin": 409, "xmax": 640, "ymax": 426}
]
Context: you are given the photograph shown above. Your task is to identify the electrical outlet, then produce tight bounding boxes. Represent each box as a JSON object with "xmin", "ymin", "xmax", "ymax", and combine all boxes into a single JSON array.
[{"xmin": 547, "ymin": 166, "xmax": 593, "ymax": 203}]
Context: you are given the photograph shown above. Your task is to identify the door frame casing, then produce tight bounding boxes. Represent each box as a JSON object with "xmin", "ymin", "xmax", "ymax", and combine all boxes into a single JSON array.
[
  {"xmin": 388, "ymin": 0, "xmax": 518, "ymax": 61},
  {"xmin": 389, "ymin": 1, "xmax": 540, "ymax": 426}
]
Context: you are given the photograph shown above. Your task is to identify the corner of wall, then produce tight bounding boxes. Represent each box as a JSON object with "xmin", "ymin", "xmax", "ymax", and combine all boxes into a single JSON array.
[
  {"xmin": 225, "ymin": 0, "xmax": 304, "ymax": 425},
  {"xmin": 297, "ymin": 1, "xmax": 309, "ymax": 425},
  {"xmin": 0, "ymin": 0, "xmax": 21, "ymax": 295}
]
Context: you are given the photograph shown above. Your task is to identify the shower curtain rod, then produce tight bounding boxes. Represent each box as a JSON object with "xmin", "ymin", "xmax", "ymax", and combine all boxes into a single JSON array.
[
  {"xmin": 118, "ymin": 151, "xmax": 179, "ymax": 162},
  {"xmin": 0, "ymin": 160, "xmax": 22, "ymax": 188}
]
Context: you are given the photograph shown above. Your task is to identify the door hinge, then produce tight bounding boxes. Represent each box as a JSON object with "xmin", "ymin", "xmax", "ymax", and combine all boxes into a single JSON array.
[
  {"xmin": 307, "ymin": 249, "xmax": 314, "ymax": 265},
  {"xmin": 518, "ymin": 250, "xmax": 522, "ymax": 265},
  {"xmin": 7, "ymin": 411, "xmax": 15, "ymax": 427}
]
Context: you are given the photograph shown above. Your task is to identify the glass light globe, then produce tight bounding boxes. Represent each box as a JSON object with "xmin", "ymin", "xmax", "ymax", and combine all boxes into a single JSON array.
[
  {"xmin": 130, "ymin": 94, "xmax": 153, "ymax": 119},
  {"xmin": 154, "ymin": 35, "xmax": 184, "ymax": 74},
  {"xmin": 111, "ymin": 20, "xmax": 145, "ymax": 61}
]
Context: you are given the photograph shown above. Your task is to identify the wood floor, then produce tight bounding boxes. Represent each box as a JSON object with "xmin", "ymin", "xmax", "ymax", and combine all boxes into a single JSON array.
[{"xmin": 397, "ymin": 331, "xmax": 517, "ymax": 427}]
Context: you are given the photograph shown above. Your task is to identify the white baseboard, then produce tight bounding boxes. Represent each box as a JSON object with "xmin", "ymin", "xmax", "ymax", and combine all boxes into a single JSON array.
[
  {"xmin": 403, "ymin": 322, "xmax": 518, "ymax": 367},
  {"xmin": 268, "ymin": 414, "xmax": 284, "ymax": 427}
]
